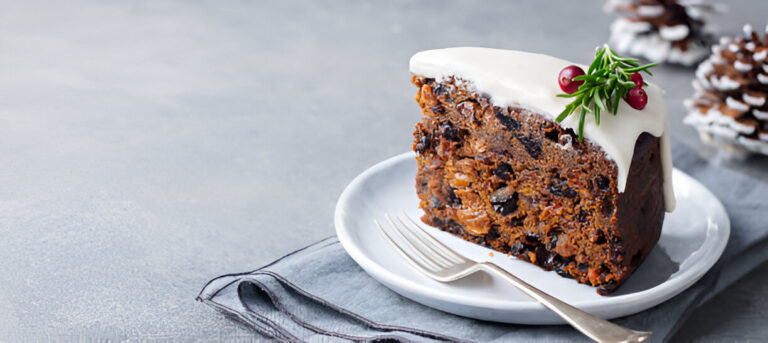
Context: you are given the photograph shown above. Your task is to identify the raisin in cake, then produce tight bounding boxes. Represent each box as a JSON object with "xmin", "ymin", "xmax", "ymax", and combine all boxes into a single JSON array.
[{"xmin": 410, "ymin": 48, "xmax": 675, "ymax": 295}]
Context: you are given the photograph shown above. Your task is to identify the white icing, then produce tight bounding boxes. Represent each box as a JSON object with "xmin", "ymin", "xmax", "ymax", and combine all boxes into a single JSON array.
[
  {"xmin": 726, "ymin": 96, "xmax": 750, "ymax": 112},
  {"xmin": 728, "ymin": 44, "xmax": 740, "ymax": 53},
  {"xmin": 746, "ymin": 42, "xmax": 756, "ymax": 51},
  {"xmin": 719, "ymin": 37, "xmax": 730, "ymax": 46},
  {"xmin": 660, "ymin": 24, "xmax": 690, "ymax": 41},
  {"xmin": 763, "ymin": 64, "xmax": 768, "ymax": 73},
  {"xmin": 758, "ymin": 74, "xmax": 768, "ymax": 85},
  {"xmin": 637, "ymin": 5, "xmax": 665, "ymax": 17},
  {"xmin": 754, "ymin": 109, "xmax": 768, "ymax": 120},
  {"xmin": 410, "ymin": 48, "xmax": 676, "ymax": 212},
  {"xmin": 734, "ymin": 60, "xmax": 753, "ymax": 71},
  {"xmin": 743, "ymin": 93, "xmax": 766, "ymax": 106},
  {"xmin": 761, "ymin": 133, "xmax": 768, "ymax": 142}
]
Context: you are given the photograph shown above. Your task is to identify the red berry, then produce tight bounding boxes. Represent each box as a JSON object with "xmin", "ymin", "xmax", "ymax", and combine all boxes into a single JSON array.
[
  {"xmin": 558, "ymin": 65, "xmax": 585, "ymax": 94},
  {"xmin": 629, "ymin": 73, "xmax": 644, "ymax": 88},
  {"xmin": 625, "ymin": 87, "xmax": 648, "ymax": 110}
]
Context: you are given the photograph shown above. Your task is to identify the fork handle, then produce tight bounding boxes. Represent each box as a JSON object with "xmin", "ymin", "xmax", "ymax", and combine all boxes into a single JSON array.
[{"xmin": 479, "ymin": 263, "xmax": 651, "ymax": 343}]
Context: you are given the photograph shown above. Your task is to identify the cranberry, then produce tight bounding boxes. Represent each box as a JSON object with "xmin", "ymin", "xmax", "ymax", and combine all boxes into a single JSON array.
[
  {"xmin": 558, "ymin": 65, "xmax": 585, "ymax": 94},
  {"xmin": 624, "ymin": 87, "xmax": 648, "ymax": 110},
  {"xmin": 629, "ymin": 73, "xmax": 644, "ymax": 88}
]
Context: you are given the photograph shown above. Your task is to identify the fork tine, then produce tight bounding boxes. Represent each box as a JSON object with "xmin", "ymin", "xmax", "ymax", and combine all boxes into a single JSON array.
[
  {"xmin": 381, "ymin": 217, "xmax": 650, "ymax": 343},
  {"xmin": 385, "ymin": 214, "xmax": 454, "ymax": 269},
  {"xmin": 387, "ymin": 214, "xmax": 455, "ymax": 268},
  {"xmin": 375, "ymin": 219, "xmax": 442, "ymax": 272},
  {"xmin": 401, "ymin": 213, "xmax": 467, "ymax": 264},
  {"xmin": 391, "ymin": 215, "xmax": 459, "ymax": 267}
]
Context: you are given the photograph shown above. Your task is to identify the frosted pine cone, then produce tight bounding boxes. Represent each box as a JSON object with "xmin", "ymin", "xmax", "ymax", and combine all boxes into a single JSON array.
[
  {"xmin": 684, "ymin": 24, "xmax": 768, "ymax": 156},
  {"xmin": 606, "ymin": 0, "xmax": 720, "ymax": 66}
]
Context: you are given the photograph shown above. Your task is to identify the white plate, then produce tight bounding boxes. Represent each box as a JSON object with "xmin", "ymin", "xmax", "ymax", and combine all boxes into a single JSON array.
[{"xmin": 334, "ymin": 152, "xmax": 730, "ymax": 325}]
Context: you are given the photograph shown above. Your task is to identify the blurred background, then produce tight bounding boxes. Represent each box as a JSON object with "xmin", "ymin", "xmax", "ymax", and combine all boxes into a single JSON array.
[{"xmin": 0, "ymin": 0, "xmax": 766, "ymax": 340}]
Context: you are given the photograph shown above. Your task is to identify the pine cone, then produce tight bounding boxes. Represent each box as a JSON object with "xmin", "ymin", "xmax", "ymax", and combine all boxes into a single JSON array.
[
  {"xmin": 606, "ymin": 0, "xmax": 719, "ymax": 66},
  {"xmin": 684, "ymin": 24, "xmax": 768, "ymax": 156}
]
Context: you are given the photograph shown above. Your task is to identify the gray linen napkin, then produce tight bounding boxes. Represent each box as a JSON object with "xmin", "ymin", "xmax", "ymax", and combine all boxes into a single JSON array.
[{"xmin": 198, "ymin": 142, "xmax": 768, "ymax": 342}]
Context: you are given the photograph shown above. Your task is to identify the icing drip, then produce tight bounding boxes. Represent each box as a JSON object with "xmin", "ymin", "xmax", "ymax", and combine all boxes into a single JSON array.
[{"xmin": 410, "ymin": 48, "xmax": 676, "ymax": 212}]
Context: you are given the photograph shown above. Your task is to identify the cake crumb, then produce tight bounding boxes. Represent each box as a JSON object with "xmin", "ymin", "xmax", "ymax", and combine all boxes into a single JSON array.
[{"xmin": 488, "ymin": 252, "xmax": 494, "ymax": 257}]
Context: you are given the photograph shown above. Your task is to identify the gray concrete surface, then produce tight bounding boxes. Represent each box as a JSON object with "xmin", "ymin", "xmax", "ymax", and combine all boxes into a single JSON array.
[{"xmin": 0, "ymin": 0, "xmax": 766, "ymax": 340}]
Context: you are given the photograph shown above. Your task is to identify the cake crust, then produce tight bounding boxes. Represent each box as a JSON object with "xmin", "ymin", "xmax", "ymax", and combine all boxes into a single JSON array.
[{"xmin": 412, "ymin": 75, "xmax": 665, "ymax": 294}]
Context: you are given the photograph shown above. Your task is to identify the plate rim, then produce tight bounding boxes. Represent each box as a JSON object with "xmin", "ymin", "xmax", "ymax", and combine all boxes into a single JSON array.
[{"xmin": 334, "ymin": 151, "xmax": 730, "ymax": 320}]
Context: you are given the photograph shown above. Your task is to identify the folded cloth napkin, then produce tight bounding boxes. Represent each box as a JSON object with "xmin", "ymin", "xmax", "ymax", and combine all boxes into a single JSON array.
[{"xmin": 198, "ymin": 141, "xmax": 768, "ymax": 342}]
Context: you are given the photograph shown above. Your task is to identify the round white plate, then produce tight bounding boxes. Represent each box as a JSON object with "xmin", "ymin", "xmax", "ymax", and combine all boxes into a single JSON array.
[{"xmin": 334, "ymin": 152, "xmax": 730, "ymax": 325}]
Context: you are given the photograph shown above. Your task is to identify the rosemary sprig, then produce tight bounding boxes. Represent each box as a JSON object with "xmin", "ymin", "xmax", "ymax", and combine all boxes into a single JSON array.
[{"xmin": 556, "ymin": 45, "xmax": 657, "ymax": 141}]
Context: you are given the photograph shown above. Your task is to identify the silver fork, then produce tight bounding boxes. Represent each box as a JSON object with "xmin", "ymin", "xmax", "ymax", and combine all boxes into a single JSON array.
[{"xmin": 375, "ymin": 213, "xmax": 651, "ymax": 343}]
